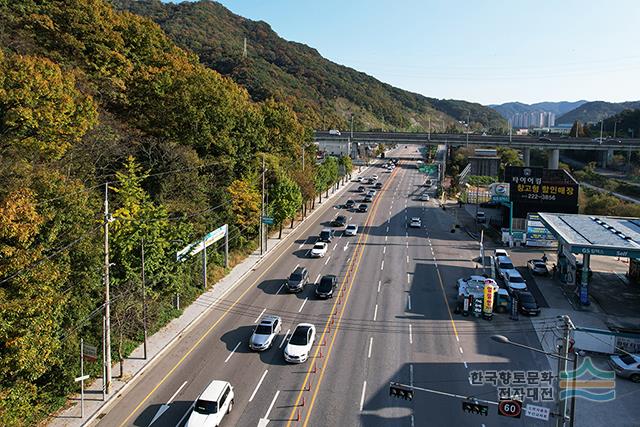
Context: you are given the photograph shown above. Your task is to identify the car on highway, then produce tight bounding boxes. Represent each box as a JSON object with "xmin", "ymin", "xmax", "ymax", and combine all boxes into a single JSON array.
[
  {"xmin": 344, "ymin": 224, "xmax": 358, "ymax": 236},
  {"xmin": 332, "ymin": 215, "xmax": 347, "ymax": 227},
  {"xmin": 329, "ymin": 129, "xmax": 341, "ymax": 135},
  {"xmin": 249, "ymin": 315, "xmax": 282, "ymax": 351},
  {"xmin": 607, "ymin": 137, "xmax": 622, "ymax": 143},
  {"xmin": 494, "ymin": 249, "xmax": 509, "ymax": 259},
  {"xmin": 538, "ymin": 137, "xmax": 551, "ymax": 142},
  {"xmin": 476, "ymin": 211, "xmax": 486, "ymax": 223},
  {"xmin": 374, "ymin": 182, "xmax": 383, "ymax": 189},
  {"xmin": 286, "ymin": 266, "xmax": 309, "ymax": 293},
  {"xmin": 371, "ymin": 174, "xmax": 379, "ymax": 180},
  {"xmin": 358, "ymin": 204, "xmax": 368, "ymax": 212},
  {"xmin": 357, "ymin": 185, "xmax": 366, "ymax": 192},
  {"xmin": 419, "ymin": 193, "xmax": 430, "ymax": 201},
  {"xmin": 592, "ymin": 137, "xmax": 606, "ymax": 144},
  {"xmin": 527, "ymin": 259, "xmax": 549, "ymax": 275},
  {"xmin": 356, "ymin": 176, "xmax": 363, "ymax": 183},
  {"xmin": 503, "ymin": 269, "xmax": 527, "ymax": 292},
  {"xmin": 186, "ymin": 380, "xmax": 234, "ymax": 427},
  {"xmin": 284, "ymin": 323, "xmax": 316, "ymax": 363},
  {"xmin": 315, "ymin": 274, "xmax": 337, "ymax": 299},
  {"xmin": 513, "ymin": 290, "xmax": 540, "ymax": 316},
  {"xmin": 344, "ymin": 199, "xmax": 355, "ymax": 209},
  {"xmin": 310, "ymin": 242, "xmax": 328, "ymax": 258},
  {"xmin": 409, "ymin": 217, "xmax": 422, "ymax": 228},
  {"xmin": 608, "ymin": 353, "xmax": 640, "ymax": 383},
  {"xmin": 496, "ymin": 255, "xmax": 515, "ymax": 279},
  {"xmin": 363, "ymin": 194, "xmax": 373, "ymax": 202},
  {"xmin": 319, "ymin": 228, "xmax": 334, "ymax": 243}
]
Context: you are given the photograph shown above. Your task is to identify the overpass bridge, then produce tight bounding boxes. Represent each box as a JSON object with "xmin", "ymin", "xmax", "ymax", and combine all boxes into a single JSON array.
[{"xmin": 314, "ymin": 131, "xmax": 640, "ymax": 169}]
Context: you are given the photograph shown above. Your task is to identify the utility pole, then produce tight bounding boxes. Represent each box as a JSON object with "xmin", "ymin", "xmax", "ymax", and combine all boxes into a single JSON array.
[
  {"xmin": 260, "ymin": 154, "xmax": 265, "ymax": 255},
  {"xmin": 556, "ymin": 315, "xmax": 573, "ymax": 427},
  {"xmin": 599, "ymin": 120, "xmax": 604, "ymax": 142},
  {"xmin": 613, "ymin": 120, "xmax": 618, "ymax": 138},
  {"xmin": 350, "ymin": 114, "xmax": 354, "ymax": 139},
  {"xmin": 242, "ymin": 37, "xmax": 247, "ymax": 59},
  {"xmin": 466, "ymin": 112, "xmax": 470, "ymax": 147},
  {"xmin": 428, "ymin": 116, "xmax": 431, "ymax": 141},
  {"xmin": 141, "ymin": 237, "xmax": 148, "ymax": 359},
  {"xmin": 508, "ymin": 119, "xmax": 512, "ymax": 143},
  {"xmin": 103, "ymin": 183, "xmax": 112, "ymax": 394}
]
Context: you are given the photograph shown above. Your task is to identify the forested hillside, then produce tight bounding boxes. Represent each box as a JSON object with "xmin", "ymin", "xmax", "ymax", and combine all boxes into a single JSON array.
[
  {"xmin": 113, "ymin": 0, "xmax": 507, "ymax": 132},
  {"xmin": 558, "ymin": 100, "xmax": 640, "ymax": 124},
  {"xmin": 489, "ymin": 100, "xmax": 587, "ymax": 120},
  {"xmin": 0, "ymin": 1, "xmax": 352, "ymax": 424}
]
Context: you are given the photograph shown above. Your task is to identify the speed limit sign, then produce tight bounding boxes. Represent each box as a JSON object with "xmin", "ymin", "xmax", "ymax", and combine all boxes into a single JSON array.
[{"xmin": 498, "ymin": 399, "xmax": 522, "ymax": 418}]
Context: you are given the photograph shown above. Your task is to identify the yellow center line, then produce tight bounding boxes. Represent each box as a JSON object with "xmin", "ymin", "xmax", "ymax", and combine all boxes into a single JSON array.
[
  {"xmin": 285, "ymin": 164, "xmax": 400, "ymax": 426},
  {"xmin": 117, "ymin": 177, "xmax": 357, "ymax": 427}
]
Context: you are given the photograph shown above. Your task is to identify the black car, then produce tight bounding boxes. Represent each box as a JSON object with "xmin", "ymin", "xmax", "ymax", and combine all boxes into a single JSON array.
[
  {"xmin": 345, "ymin": 199, "xmax": 355, "ymax": 209},
  {"xmin": 319, "ymin": 228, "xmax": 335, "ymax": 243},
  {"xmin": 480, "ymin": 200, "xmax": 501, "ymax": 208},
  {"xmin": 315, "ymin": 274, "xmax": 337, "ymax": 299},
  {"xmin": 358, "ymin": 204, "xmax": 368, "ymax": 212},
  {"xmin": 286, "ymin": 266, "xmax": 309, "ymax": 293},
  {"xmin": 514, "ymin": 291, "xmax": 540, "ymax": 316},
  {"xmin": 357, "ymin": 186, "xmax": 366, "ymax": 193},
  {"xmin": 374, "ymin": 182, "xmax": 383, "ymax": 189},
  {"xmin": 363, "ymin": 194, "xmax": 373, "ymax": 202},
  {"xmin": 332, "ymin": 215, "xmax": 347, "ymax": 227}
]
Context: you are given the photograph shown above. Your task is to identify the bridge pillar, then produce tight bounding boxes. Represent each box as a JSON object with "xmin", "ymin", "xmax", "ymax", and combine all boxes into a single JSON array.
[
  {"xmin": 523, "ymin": 148, "xmax": 531, "ymax": 167},
  {"xmin": 598, "ymin": 148, "xmax": 614, "ymax": 168},
  {"xmin": 547, "ymin": 149, "xmax": 560, "ymax": 169}
]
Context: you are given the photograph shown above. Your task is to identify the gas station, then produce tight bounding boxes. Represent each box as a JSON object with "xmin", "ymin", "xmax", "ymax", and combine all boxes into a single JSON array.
[{"xmin": 538, "ymin": 213, "xmax": 640, "ymax": 305}]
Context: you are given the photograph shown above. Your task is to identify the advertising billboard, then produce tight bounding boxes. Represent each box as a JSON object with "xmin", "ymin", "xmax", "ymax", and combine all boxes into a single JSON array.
[
  {"xmin": 526, "ymin": 214, "xmax": 556, "ymax": 247},
  {"xmin": 504, "ymin": 166, "xmax": 578, "ymax": 218}
]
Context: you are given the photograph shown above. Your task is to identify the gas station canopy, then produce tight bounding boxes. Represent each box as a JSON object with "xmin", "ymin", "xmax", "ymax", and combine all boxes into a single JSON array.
[{"xmin": 538, "ymin": 213, "xmax": 640, "ymax": 258}]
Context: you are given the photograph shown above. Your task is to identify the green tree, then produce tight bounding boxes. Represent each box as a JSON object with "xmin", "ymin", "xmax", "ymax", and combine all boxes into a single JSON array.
[{"xmin": 270, "ymin": 175, "xmax": 302, "ymax": 238}]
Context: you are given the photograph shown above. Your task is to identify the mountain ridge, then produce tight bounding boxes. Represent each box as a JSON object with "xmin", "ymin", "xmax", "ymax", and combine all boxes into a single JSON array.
[
  {"xmin": 557, "ymin": 100, "xmax": 640, "ymax": 124},
  {"xmin": 489, "ymin": 100, "xmax": 588, "ymax": 120},
  {"xmin": 113, "ymin": 0, "xmax": 507, "ymax": 132}
]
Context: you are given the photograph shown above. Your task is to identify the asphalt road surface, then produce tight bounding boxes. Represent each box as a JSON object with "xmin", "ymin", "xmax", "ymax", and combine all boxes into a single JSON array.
[{"xmin": 97, "ymin": 147, "xmax": 555, "ymax": 427}]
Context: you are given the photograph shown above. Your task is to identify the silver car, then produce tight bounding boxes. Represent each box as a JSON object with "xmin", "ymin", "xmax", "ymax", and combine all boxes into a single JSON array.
[
  {"xmin": 249, "ymin": 315, "xmax": 282, "ymax": 351},
  {"xmin": 527, "ymin": 259, "xmax": 549, "ymax": 275},
  {"xmin": 609, "ymin": 353, "xmax": 640, "ymax": 383}
]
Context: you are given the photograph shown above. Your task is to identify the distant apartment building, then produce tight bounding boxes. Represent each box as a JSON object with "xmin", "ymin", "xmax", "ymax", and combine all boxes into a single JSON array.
[{"xmin": 511, "ymin": 111, "xmax": 555, "ymax": 128}]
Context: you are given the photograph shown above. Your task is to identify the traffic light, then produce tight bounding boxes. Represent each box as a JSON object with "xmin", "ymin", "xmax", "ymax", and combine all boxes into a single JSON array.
[
  {"xmin": 389, "ymin": 382, "xmax": 414, "ymax": 400},
  {"xmin": 462, "ymin": 401, "xmax": 488, "ymax": 416}
]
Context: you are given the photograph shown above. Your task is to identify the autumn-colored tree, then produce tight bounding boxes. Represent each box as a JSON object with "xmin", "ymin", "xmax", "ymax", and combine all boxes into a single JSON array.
[{"xmin": 228, "ymin": 178, "xmax": 261, "ymax": 236}]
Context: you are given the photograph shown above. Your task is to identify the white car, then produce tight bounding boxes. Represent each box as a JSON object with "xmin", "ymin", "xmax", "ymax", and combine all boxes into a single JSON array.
[
  {"xmin": 344, "ymin": 224, "xmax": 358, "ymax": 236},
  {"xmin": 356, "ymin": 176, "xmax": 363, "ymax": 183},
  {"xmin": 310, "ymin": 242, "xmax": 328, "ymax": 258},
  {"xmin": 284, "ymin": 323, "xmax": 316, "ymax": 363},
  {"xmin": 186, "ymin": 380, "xmax": 234, "ymax": 427},
  {"xmin": 409, "ymin": 217, "xmax": 422, "ymax": 228},
  {"xmin": 494, "ymin": 249, "xmax": 509, "ymax": 259},
  {"xmin": 371, "ymin": 174, "xmax": 379, "ymax": 180},
  {"xmin": 419, "ymin": 193, "xmax": 430, "ymax": 201},
  {"xmin": 504, "ymin": 269, "xmax": 527, "ymax": 292}
]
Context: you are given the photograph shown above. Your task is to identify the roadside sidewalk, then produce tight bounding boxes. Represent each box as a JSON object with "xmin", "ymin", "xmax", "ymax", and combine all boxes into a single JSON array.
[{"xmin": 47, "ymin": 165, "xmax": 373, "ymax": 426}]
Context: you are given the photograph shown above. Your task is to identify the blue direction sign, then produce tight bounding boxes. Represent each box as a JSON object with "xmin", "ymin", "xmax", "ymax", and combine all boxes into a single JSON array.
[{"xmin": 262, "ymin": 216, "xmax": 274, "ymax": 225}]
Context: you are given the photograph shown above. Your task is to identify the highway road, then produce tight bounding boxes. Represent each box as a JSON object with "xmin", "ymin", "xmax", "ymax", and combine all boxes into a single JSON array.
[
  {"xmin": 314, "ymin": 130, "xmax": 640, "ymax": 151},
  {"xmin": 97, "ymin": 147, "xmax": 557, "ymax": 427}
]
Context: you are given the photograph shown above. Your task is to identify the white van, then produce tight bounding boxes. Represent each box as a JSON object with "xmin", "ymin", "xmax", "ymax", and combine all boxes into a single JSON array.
[
  {"xmin": 186, "ymin": 380, "xmax": 234, "ymax": 427},
  {"xmin": 503, "ymin": 270, "xmax": 527, "ymax": 292},
  {"xmin": 329, "ymin": 129, "xmax": 341, "ymax": 135}
]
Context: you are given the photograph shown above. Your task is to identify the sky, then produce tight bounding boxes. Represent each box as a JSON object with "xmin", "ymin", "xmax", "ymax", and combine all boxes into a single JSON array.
[{"xmin": 179, "ymin": 0, "xmax": 640, "ymax": 106}]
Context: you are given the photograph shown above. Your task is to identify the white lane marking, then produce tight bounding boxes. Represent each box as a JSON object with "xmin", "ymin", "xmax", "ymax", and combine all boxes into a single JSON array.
[
  {"xmin": 410, "ymin": 364, "xmax": 414, "ymax": 386},
  {"xmin": 459, "ymin": 347, "xmax": 464, "ymax": 354},
  {"xmin": 224, "ymin": 341, "xmax": 241, "ymax": 363},
  {"xmin": 463, "ymin": 361, "xmax": 468, "ymax": 369},
  {"xmin": 468, "ymin": 377, "xmax": 473, "ymax": 385},
  {"xmin": 333, "ymin": 243, "xmax": 337, "ymax": 250},
  {"xmin": 360, "ymin": 381, "xmax": 367, "ymax": 411},
  {"xmin": 249, "ymin": 369, "xmax": 269, "ymax": 402},
  {"xmin": 168, "ymin": 381, "xmax": 188, "ymax": 404},
  {"xmin": 383, "ymin": 246, "xmax": 386, "ymax": 254},
  {"xmin": 456, "ymin": 335, "xmax": 460, "ymax": 342},
  {"xmin": 298, "ymin": 242, "xmax": 304, "ymax": 249},
  {"xmin": 349, "ymin": 216, "xmax": 353, "ymax": 221},
  {"xmin": 406, "ymin": 241, "xmax": 409, "ymax": 248},
  {"xmin": 368, "ymin": 337, "xmax": 373, "ymax": 358},
  {"xmin": 411, "ymin": 414, "xmax": 415, "ymax": 427},
  {"xmin": 279, "ymin": 329, "xmax": 291, "ymax": 348},
  {"xmin": 434, "ymin": 262, "xmax": 438, "ymax": 268},
  {"xmin": 325, "ymin": 255, "xmax": 331, "ymax": 265},
  {"xmin": 315, "ymin": 274, "xmax": 321, "ymax": 284},
  {"xmin": 406, "ymin": 232, "xmax": 408, "ymax": 237},
  {"xmin": 381, "ymin": 260, "xmax": 384, "ymax": 270},
  {"xmin": 294, "ymin": 263, "xmax": 299, "ymax": 271},
  {"xmin": 254, "ymin": 308, "xmax": 267, "ymax": 323},
  {"xmin": 407, "ymin": 294, "xmax": 412, "ymax": 310},
  {"xmin": 386, "ymin": 226, "xmax": 389, "ymax": 233},
  {"xmin": 409, "ymin": 324, "xmax": 413, "ymax": 344},
  {"xmin": 298, "ymin": 297, "xmax": 308, "ymax": 313},
  {"xmin": 406, "ymin": 255, "xmax": 409, "ymax": 264},
  {"xmin": 407, "ymin": 273, "xmax": 410, "ymax": 283},
  {"xmin": 377, "ymin": 280, "xmax": 381, "ymax": 293},
  {"xmin": 344, "ymin": 242, "xmax": 349, "ymax": 251},
  {"xmin": 373, "ymin": 304, "xmax": 378, "ymax": 321},
  {"xmin": 385, "ymin": 235, "xmax": 388, "ymax": 242},
  {"xmin": 276, "ymin": 282, "xmax": 285, "ymax": 294},
  {"xmin": 264, "ymin": 390, "xmax": 280, "ymax": 419}
]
